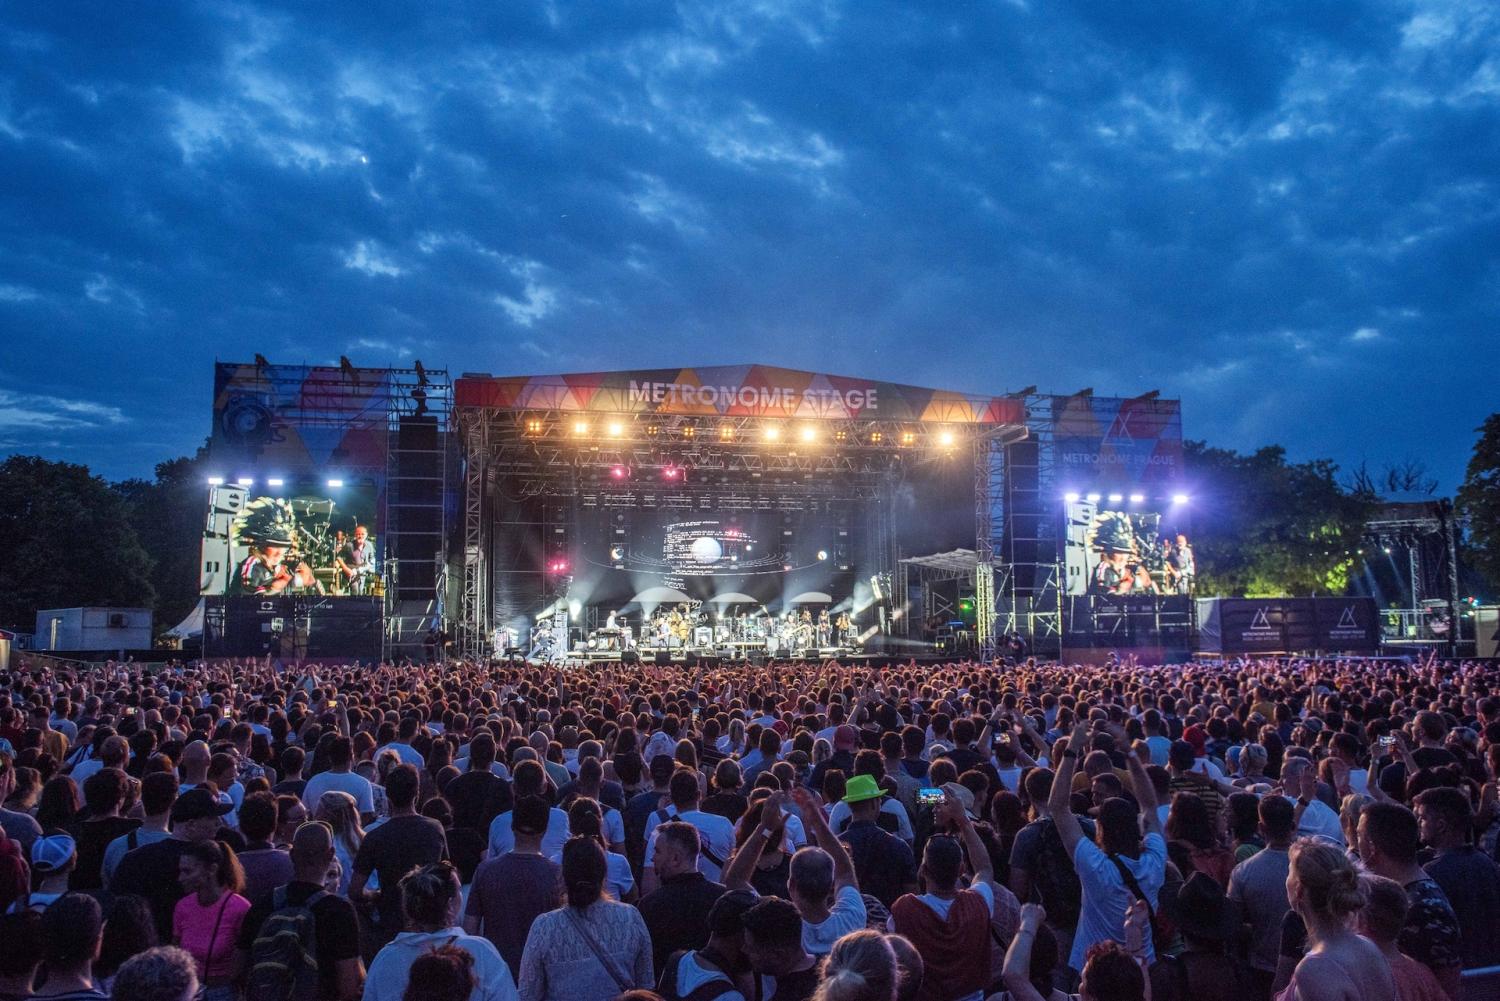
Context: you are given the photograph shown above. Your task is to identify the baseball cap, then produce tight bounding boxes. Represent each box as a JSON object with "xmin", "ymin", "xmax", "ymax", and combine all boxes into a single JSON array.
[
  {"xmin": 31, "ymin": 834, "xmax": 76, "ymax": 873},
  {"xmin": 1182, "ymin": 725, "xmax": 1207, "ymax": 754},
  {"xmin": 171, "ymin": 787, "xmax": 233, "ymax": 824},
  {"xmin": 842, "ymin": 775, "xmax": 886, "ymax": 805},
  {"xmin": 940, "ymin": 782, "xmax": 977, "ymax": 819}
]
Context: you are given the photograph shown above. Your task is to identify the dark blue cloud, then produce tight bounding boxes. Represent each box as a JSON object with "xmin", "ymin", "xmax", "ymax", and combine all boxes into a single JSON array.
[{"xmin": 1, "ymin": 0, "xmax": 1495, "ymax": 489}]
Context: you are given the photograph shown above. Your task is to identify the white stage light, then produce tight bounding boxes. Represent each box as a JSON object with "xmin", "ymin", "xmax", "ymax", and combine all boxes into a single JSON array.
[
  {"xmin": 817, "ymin": 550, "xmax": 829, "ymax": 561},
  {"xmin": 1129, "ymin": 493, "xmax": 1145, "ymax": 504},
  {"xmin": 1171, "ymin": 493, "xmax": 1189, "ymax": 505},
  {"xmin": 236, "ymin": 477, "xmax": 254, "ymax": 487},
  {"xmin": 1108, "ymin": 493, "xmax": 1124, "ymax": 503},
  {"xmin": 327, "ymin": 478, "xmax": 344, "ymax": 488},
  {"xmin": 267, "ymin": 478, "xmax": 285, "ymax": 487},
  {"xmin": 207, "ymin": 476, "xmax": 225, "ymax": 485},
  {"xmin": 1064, "ymin": 492, "xmax": 1080, "ymax": 503},
  {"xmin": 1086, "ymin": 492, "xmax": 1101, "ymax": 503}
]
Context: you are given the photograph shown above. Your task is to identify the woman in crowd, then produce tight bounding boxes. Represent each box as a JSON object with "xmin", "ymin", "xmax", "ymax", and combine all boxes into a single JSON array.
[
  {"xmin": 518, "ymin": 835, "xmax": 653, "ymax": 1001},
  {"xmin": 560, "ymin": 797, "xmax": 634, "ymax": 903},
  {"xmin": 1279, "ymin": 838, "xmax": 1395, "ymax": 1001},
  {"xmin": 94, "ymin": 895, "xmax": 159, "ymax": 992},
  {"xmin": 814, "ymin": 929, "xmax": 898, "ymax": 1001},
  {"xmin": 403, "ymin": 943, "xmax": 479, "ymax": 1001},
  {"xmin": 314, "ymin": 789, "xmax": 364, "ymax": 895},
  {"xmin": 172, "ymin": 840, "xmax": 250, "ymax": 1001},
  {"xmin": 35, "ymin": 775, "xmax": 80, "ymax": 834},
  {"xmin": 364, "ymin": 863, "xmax": 514, "ymax": 1001}
]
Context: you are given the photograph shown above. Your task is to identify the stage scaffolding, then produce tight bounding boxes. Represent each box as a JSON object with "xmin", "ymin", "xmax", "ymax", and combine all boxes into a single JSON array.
[{"xmin": 454, "ymin": 407, "xmax": 1017, "ymax": 658}]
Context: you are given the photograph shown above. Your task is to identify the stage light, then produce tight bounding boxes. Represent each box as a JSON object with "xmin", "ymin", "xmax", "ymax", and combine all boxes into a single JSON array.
[
  {"xmin": 869, "ymin": 431, "xmax": 883, "ymax": 443},
  {"xmin": 720, "ymin": 426, "xmax": 735, "ymax": 441},
  {"xmin": 606, "ymin": 422, "xmax": 623, "ymax": 437},
  {"xmin": 525, "ymin": 419, "xmax": 542, "ymax": 434},
  {"xmin": 1086, "ymin": 492, "xmax": 1101, "ymax": 503},
  {"xmin": 1108, "ymin": 493, "xmax": 1124, "ymax": 503},
  {"xmin": 267, "ymin": 478, "xmax": 285, "ymax": 488},
  {"xmin": 662, "ymin": 466, "xmax": 682, "ymax": 480},
  {"xmin": 834, "ymin": 430, "xmax": 848, "ymax": 443},
  {"xmin": 800, "ymin": 426, "xmax": 817, "ymax": 443},
  {"xmin": 937, "ymin": 430, "xmax": 955, "ymax": 447},
  {"xmin": 237, "ymin": 477, "xmax": 254, "ymax": 487},
  {"xmin": 1129, "ymin": 493, "xmax": 1145, "ymax": 504},
  {"xmin": 1064, "ymin": 492, "xmax": 1080, "ymax": 503},
  {"xmin": 764, "ymin": 426, "xmax": 781, "ymax": 441},
  {"xmin": 1171, "ymin": 493, "xmax": 1189, "ymax": 505},
  {"xmin": 646, "ymin": 425, "xmax": 660, "ymax": 437},
  {"xmin": 568, "ymin": 601, "xmax": 581, "ymax": 617},
  {"xmin": 817, "ymin": 550, "xmax": 829, "ymax": 561},
  {"xmin": 681, "ymin": 426, "xmax": 695, "ymax": 438},
  {"xmin": 900, "ymin": 431, "xmax": 916, "ymax": 446},
  {"xmin": 609, "ymin": 465, "xmax": 627, "ymax": 480},
  {"xmin": 1383, "ymin": 546, "xmax": 1392, "ymax": 554},
  {"xmin": 327, "ymin": 478, "xmax": 344, "ymax": 488},
  {"xmin": 207, "ymin": 476, "xmax": 225, "ymax": 485},
  {"xmin": 572, "ymin": 421, "xmax": 589, "ymax": 436}
]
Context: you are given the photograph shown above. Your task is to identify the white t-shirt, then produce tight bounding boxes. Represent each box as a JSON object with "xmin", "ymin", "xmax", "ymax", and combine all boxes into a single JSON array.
[
  {"xmin": 1071, "ymin": 833, "xmax": 1167, "ymax": 971},
  {"xmin": 488, "ymin": 807, "xmax": 571, "ymax": 857},
  {"xmin": 802, "ymin": 884, "xmax": 867, "ymax": 956},
  {"xmin": 644, "ymin": 808, "xmax": 737, "ymax": 881},
  {"xmin": 382, "ymin": 742, "xmax": 424, "ymax": 767},
  {"xmin": 548, "ymin": 846, "xmax": 635, "ymax": 900},
  {"xmin": 1287, "ymin": 796, "xmax": 1346, "ymax": 846},
  {"xmin": 673, "ymin": 952, "xmax": 746, "ymax": 1001},
  {"xmin": 302, "ymin": 770, "xmax": 377, "ymax": 816}
]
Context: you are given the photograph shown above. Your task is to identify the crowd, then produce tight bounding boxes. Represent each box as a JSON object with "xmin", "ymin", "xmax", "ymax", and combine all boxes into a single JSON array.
[{"xmin": 0, "ymin": 651, "xmax": 1497, "ymax": 1001}]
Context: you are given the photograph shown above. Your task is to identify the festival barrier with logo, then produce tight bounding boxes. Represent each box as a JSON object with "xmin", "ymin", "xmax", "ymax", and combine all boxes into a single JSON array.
[{"xmin": 1195, "ymin": 597, "xmax": 1380, "ymax": 654}]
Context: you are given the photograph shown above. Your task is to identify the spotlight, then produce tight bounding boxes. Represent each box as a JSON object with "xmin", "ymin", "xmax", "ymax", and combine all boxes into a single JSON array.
[
  {"xmin": 1171, "ymin": 493, "xmax": 1189, "ymax": 505},
  {"xmin": 572, "ymin": 421, "xmax": 589, "ymax": 436},
  {"xmin": 900, "ymin": 431, "xmax": 916, "ymax": 446},
  {"xmin": 606, "ymin": 422, "xmax": 624, "ymax": 437},
  {"xmin": 646, "ymin": 425, "xmax": 660, "ymax": 437},
  {"xmin": 609, "ymin": 465, "xmax": 628, "ymax": 480},
  {"xmin": 662, "ymin": 466, "xmax": 682, "ymax": 480},
  {"xmin": 800, "ymin": 426, "xmax": 817, "ymax": 443},
  {"xmin": 834, "ymin": 430, "xmax": 848, "ymax": 443},
  {"xmin": 207, "ymin": 476, "xmax": 225, "ymax": 486},
  {"xmin": 1129, "ymin": 493, "xmax": 1145, "ymax": 504},
  {"xmin": 1086, "ymin": 492, "xmax": 1101, "ymax": 503},
  {"xmin": 568, "ymin": 601, "xmax": 582, "ymax": 618},
  {"xmin": 327, "ymin": 478, "xmax": 344, "ymax": 488},
  {"xmin": 869, "ymin": 431, "xmax": 883, "ymax": 444},
  {"xmin": 817, "ymin": 550, "xmax": 829, "ymax": 561},
  {"xmin": 764, "ymin": 426, "xmax": 781, "ymax": 442},
  {"xmin": 1383, "ymin": 546, "xmax": 1392, "ymax": 554},
  {"xmin": 267, "ymin": 478, "xmax": 285, "ymax": 488},
  {"xmin": 525, "ymin": 418, "xmax": 543, "ymax": 434},
  {"xmin": 236, "ymin": 477, "xmax": 254, "ymax": 487},
  {"xmin": 937, "ymin": 431, "xmax": 955, "ymax": 447},
  {"xmin": 1063, "ymin": 492, "xmax": 1080, "ymax": 504},
  {"xmin": 720, "ymin": 426, "xmax": 735, "ymax": 441},
  {"xmin": 1108, "ymin": 493, "xmax": 1124, "ymax": 503},
  {"xmin": 681, "ymin": 426, "xmax": 695, "ymax": 438}
]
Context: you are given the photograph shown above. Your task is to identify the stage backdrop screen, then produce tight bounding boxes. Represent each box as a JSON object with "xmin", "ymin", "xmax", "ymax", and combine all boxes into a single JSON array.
[
  {"xmin": 200, "ymin": 484, "xmax": 382, "ymax": 598},
  {"xmin": 572, "ymin": 506, "xmax": 858, "ymax": 609},
  {"xmin": 1063, "ymin": 499, "xmax": 1194, "ymax": 597}
]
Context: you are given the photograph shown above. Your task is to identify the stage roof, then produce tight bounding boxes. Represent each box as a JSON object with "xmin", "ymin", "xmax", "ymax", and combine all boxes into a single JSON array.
[{"xmin": 455, "ymin": 364, "xmax": 1025, "ymax": 425}]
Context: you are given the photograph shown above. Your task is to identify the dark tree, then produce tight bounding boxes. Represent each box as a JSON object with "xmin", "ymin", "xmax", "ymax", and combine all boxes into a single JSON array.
[
  {"xmin": 115, "ymin": 445, "xmax": 211, "ymax": 631},
  {"xmin": 1184, "ymin": 441, "xmax": 1373, "ymax": 597},
  {"xmin": 0, "ymin": 456, "xmax": 155, "ymax": 632},
  {"xmin": 1457, "ymin": 413, "xmax": 1500, "ymax": 593}
]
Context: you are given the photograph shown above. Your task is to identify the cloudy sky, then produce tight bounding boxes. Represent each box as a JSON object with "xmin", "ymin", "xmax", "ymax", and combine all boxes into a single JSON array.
[{"xmin": 2, "ymin": 1, "xmax": 1496, "ymax": 488}]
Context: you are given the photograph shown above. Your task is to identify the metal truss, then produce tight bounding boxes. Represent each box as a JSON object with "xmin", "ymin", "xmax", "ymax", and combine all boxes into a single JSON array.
[{"xmin": 460, "ymin": 414, "xmax": 489, "ymax": 658}]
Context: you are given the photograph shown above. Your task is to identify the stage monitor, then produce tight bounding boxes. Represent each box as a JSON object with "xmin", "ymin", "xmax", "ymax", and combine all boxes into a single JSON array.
[
  {"xmin": 199, "ymin": 483, "xmax": 383, "ymax": 599},
  {"xmin": 1063, "ymin": 498, "xmax": 1193, "ymax": 597}
]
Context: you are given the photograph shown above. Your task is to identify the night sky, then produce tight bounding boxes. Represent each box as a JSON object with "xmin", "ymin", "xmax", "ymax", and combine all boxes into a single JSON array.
[{"xmin": 2, "ymin": 2, "xmax": 1496, "ymax": 488}]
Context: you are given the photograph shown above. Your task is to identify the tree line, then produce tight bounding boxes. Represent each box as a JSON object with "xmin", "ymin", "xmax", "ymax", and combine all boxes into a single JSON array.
[{"xmin": 0, "ymin": 416, "xmax": 1497, "ymax": 636}]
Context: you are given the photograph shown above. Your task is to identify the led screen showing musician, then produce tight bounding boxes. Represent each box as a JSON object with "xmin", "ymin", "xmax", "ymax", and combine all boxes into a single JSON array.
[
  {"xmin": 1062, "ymin": 499, "xmax": 1193, "ymax": 597},
  {"xmin": 199, "ymin": 485, "xmax": 383, "ymax": 598}
]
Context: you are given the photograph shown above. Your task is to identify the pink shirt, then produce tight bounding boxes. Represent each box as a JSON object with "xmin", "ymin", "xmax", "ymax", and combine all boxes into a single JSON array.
[{"xmin": 173, "ymin": 890, "xmax": 251, "ymax": 980}]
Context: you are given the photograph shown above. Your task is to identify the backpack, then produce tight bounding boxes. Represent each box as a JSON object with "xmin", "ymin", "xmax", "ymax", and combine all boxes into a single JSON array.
[
  {"xmin": 1030, "ymin": 820, "xmax": 1083, "ymax": 926},
  {"xmin": 656, "ymin": 949, "xmax": 740, "ymax": 1001},
  {"xmin": 245, "ymin": 886, "xmax": 327, "ymax": 1001},
  {"xmin": 0, "ymin": 832, "xmax": 28, "ymax": 915}
]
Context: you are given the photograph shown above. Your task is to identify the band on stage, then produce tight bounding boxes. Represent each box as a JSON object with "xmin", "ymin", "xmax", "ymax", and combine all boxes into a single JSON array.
[{"xmin": 528, "ymin": 603, "xmax": 860, "ymax": 660}]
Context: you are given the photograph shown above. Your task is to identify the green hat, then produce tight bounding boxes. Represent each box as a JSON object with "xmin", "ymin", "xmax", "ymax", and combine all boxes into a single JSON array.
[{"xmin": 842, "ymin": 774, "xmax": 886, "ymax": 805}]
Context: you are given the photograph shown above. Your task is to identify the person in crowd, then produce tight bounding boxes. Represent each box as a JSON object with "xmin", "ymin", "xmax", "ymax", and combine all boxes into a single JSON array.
[
  {"xmin": 1048, "ymin": 722, "xmax": 1166, "ymax": 972},
  {"xmin": 303, "ymin": 736, "xmax": 377, "ymax": 824},
  {"xmin": 36, "ymin": 775, "xmax": 82, "ymax": 834},
  {"xmin": 1228, "ymin": 794, "xmax": 1296, "ymax": 1000},
  {"xmin": 489, "ymin": 761, "xmax": 570, "ymax": 859},
  {"xmin": 811, "ymin": 929, "xmax": 896, "ymax": 1001},
  {"xmin": 465, "ymin": 795, "xmax": 563, "ymax": 981},
  {"xmin": 0, "ymin": 910, "xmax": 43, "ymax": 1000},
  {"xmin": 313, "ymin": 789, "xmax": 364, "ymax": 895},
  {"xmin": 637, "ymin": 820, "xmax": 729, "ymax": 976},
  {"xmin": 444, "ymin": 733, "xmax": 511, "ymax": 835},
  {"xmin": 835, "ymin": 775, "xmax": 917, "ymax": 908},
  {"xmin": 0, "ymin": 748, "xmax": 42, "ymax": 856},
  {"xmin": 94, "ymin": 895, "xmax": 159, "ymax": 992},
  {"xmin": 643, "ymin": 770, "xmax": 736, "ymax": 893},
  {"xmin": 888, "ymin": 790, "xmax": 996, "ymax": 1001},
  {"xmin": 68, "ymin": 767, "xmax": 138, "ymax": 891},
  {"xmin": 352, "ymin": 764, "xmax": 450, "ymax": 947},
  {"xmin": 234, "ymin": 819, "xmax": 365, "ymax": 1001},
  {"xmin": 1008, "ymin": 766, "xmax": 1091, "ymax": 969},
  {"xmin": 1281, "ymin": 838, "xmax": 1396, "ymax": 1001},
  {"xmin": 1155, "ymin": 871, "xmax": 1252, "ymax": 1000},
  {"xmin": 102, "ymin": 771, "xmax": 177, "ymax": 887},
  {"xmin": 558, "ymin": 797, "xmax": 634, "ymax": 902},
  {"xmin": 518, "ymin": 835, "xmax": 654, "ymax": 1001},
  {"xmin": 402, "ymin": 943, "xmax": 479, "ymax": 1001},
  {"xmin": 33, "ymin": 892, "xmax": 108, "ymax": 1000},
  {"xmin": 18, "ymin": 833, "xmax": 76, "ymax": 912},
  {"xmin": 110, "ymin": 945, "xmax": 200, "ymax": 1001},
  {"xmin": 172, "ymin": 839, "xmax": 249, "ymax": 1001},
  {"xmin": 234, "ymin": 791, "xmax": 294, "ymax": 903},
  {"xmin": 1357, "ymin": 874, "xmax": 1448, "ymax": 1001},
  {"xmin": 112, "ymin": 786, "xmax": 232, "ymax": 940},
  {"xmin": 653, "ymin": 889, "xmax": 757, "ymax": 1001},
  {"xmin": 1413, "ymin": 785, "xmax": 1500, "ymax": 970},
  {"xmin": 740, "ymin": 897, "xmax": 819, "ymax": 1001},
  {"xmin": 1356, "ymin": 802, "xmax": 1463, "ymax": 997}
]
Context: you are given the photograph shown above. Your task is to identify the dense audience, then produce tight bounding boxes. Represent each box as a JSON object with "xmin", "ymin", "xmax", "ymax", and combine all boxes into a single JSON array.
[{"xmin": 0, "ymin": 652, "xmax": 1497, "ymax": 1000}]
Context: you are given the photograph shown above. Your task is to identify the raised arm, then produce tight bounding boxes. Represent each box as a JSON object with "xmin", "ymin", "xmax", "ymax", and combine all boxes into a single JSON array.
[
  {"xmin": 792, "ymin": 787, "xmax": 857, "ymax": 892},
  {"xmin": 723, "ymin": 792, "xmax": 788, "ymax": 891},
  {"xmin": 1001, "ymin": 904, "xmax": 1049, "ymax": 1001},
  {"xmin": 945, "ymin": 791, "xmax": 994, "ymax": 886},
  {"xmin": 1124, "ymin": 743, "xmax": 1161, "ymax": 838},
  {"xmin": 1048, "ymin": 722, "xmax": 1088, "ymax": 855}
]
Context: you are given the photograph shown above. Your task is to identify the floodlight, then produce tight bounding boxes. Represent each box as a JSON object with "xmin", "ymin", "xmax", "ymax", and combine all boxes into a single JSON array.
[
  {"xmin": 764, "ymin": 426, "xmax": 781, "ymax": 441},
  {"xmin": 267, "ymin": 478, "xmax": 285, "ymax": 487},
  {"xmin": 1086, "ymin": 492, "xmax": 1101, "ymax": 503},
  {"xmin": 207, "ymin": 476, "xmax": 225, "ymax": 485},
  {"xmin": 1171, "ymin": 493, "xmax": 1189, "ymax": 505},
  {"xmin": 237, "ymin": 477, "xmax": 254, "ymax": 487},
  {"xmin": 610, "ymin": 466, "xmax": 627, "ymax": 480},
  {"xmin": 1064, "ymin": 492, "xmax": 1080, "ymax": 503},
  {"xmin": 800, "ymin": 426, "xmax": 817, "ymax": 443},
  {"xmin": 817, "ymin": 550, "xmax": 829, "ymax": 561},
  {"xmin": 326, "ymin": 478, "xmax": 344, "ymax": 488},
  {"xmin": 1108, "ymin": 493, "xmax": 1124, "ymax": 503},
  {"xmin": 1129, "ymin": 493, "xmax": 1145, "ymax": 504},
  {"xmin": 572, "ymin": 420, "xmax": 589, "ymax": 435},
  {"xmin": 607, "ymin": 422, "xmax": 623, "ymax": 436},
  {"xmin": 937, "ymin": 431, "xmax": 955, "ymax": 447}
]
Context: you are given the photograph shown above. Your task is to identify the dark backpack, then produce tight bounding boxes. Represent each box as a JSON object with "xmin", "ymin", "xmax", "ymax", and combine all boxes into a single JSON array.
[
  {"xmin": 656, "ymin": 949, "xmax": 740, "ymax": 1001},
  {"xmin": 1030, "ymin": 819, "xmax": 1084, "ymax": 926},
  {"xmin": 245, "ymin": 886, "xmax": 327, "ymax": 1001}
]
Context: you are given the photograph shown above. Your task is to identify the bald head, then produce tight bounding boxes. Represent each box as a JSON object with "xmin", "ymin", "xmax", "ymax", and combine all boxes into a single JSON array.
[
  {"xmin": 290, "ymin": 821, "xmax": 335, "ymax": 878},
  {"xmin": 180, "ymin": 740, "xmax": 210, "ymax": 780}
]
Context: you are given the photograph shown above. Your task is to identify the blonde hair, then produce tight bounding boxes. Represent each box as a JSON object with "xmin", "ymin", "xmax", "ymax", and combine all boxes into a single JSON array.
[
  {"xmin": 315, "ymin": 790, "xmax": 365, "ymax": 858},
  {"xmin": 814, "ymin": 930, "xmax": 898, "ymax": 1001},
  {"xmin": 1289, "ymin": 837, "xmax": 1366, "ymax": 921},
  {"xmin": 1339, "ymin": 794, "xmax": 1371, "ymax": 845}
]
